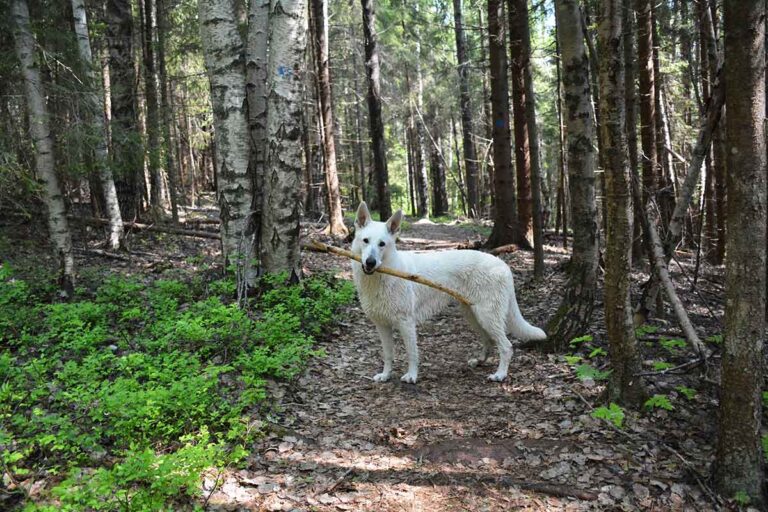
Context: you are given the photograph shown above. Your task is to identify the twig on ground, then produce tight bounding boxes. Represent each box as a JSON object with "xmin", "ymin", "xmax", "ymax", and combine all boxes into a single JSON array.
[
  {"xmin": 303, "ymin": 239, "xmax": 473, "ymax": 306},
  {"xmin": 634, "ymin": 358, "xmax": 704, "ymax": 377},
  {"xmin": 324, "ymin": 467, "xmax": 354, "ymax": 494}
]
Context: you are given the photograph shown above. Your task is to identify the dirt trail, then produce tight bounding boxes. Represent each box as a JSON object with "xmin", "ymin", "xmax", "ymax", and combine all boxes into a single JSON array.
[{"xmin": 205, "ymin": 221, "xmax": 720, "ymax": 511}]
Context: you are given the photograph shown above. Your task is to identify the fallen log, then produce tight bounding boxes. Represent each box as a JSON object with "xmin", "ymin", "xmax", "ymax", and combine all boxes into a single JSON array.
[
  {"xmin": 71, "ymin": 216, "xmax": 221, "ymax": 240},
  {"xmin": 645, "ymin": 204, "xmax": 710, "ymax": 359},
  {"xmin": 302, "ymin": 239, "xmax": 473, "ymax": 306}
]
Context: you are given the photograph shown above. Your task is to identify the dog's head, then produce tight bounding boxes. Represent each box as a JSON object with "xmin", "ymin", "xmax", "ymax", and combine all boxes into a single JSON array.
[{"xmin": 351, "ymin": 201, "xmax": 403, "ymax": 275}]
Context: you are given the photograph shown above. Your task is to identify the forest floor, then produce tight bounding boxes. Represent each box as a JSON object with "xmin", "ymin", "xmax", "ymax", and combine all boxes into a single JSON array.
[
  {"xmin": 0, "ymin": 213, "xmax": 735, "ymax": 511},
  {"xmin": 203, "ymin": 220, "xmax": 729, "ymax": 512}
]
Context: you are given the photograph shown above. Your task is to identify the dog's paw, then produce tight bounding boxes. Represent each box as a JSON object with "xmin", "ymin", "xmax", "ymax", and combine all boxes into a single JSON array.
[
  {"xmin": 400, "ymin": 372, "xmax": 418, "ymax": 384},
  {"xmin": 373, "ymin": 372, "xmax": 391, "ymax": 382},
  {"xmin": 487, "ymin": 372, "xmax": 507, "ymax": 382}
]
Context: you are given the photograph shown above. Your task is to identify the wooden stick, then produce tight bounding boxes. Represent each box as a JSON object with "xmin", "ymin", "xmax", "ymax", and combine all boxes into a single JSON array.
[
  {"xmin": 303, "ymin": 239, "xmax": 473, "ymax": 305},
  {"xmin": 71, "ymin": 216, "xmax": 221, "ymax": 240}
]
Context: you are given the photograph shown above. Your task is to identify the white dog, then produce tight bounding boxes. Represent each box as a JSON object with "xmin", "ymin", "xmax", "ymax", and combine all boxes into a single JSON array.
[{"xmin": 350, "ymin": 202, "xmax": 547, "ymax": 384}]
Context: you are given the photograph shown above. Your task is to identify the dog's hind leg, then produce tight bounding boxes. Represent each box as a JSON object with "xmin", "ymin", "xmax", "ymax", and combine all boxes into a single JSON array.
[
  {"xmin": 373, "ymin": 323, "xmax": 394, "ymax": 382},
  {"xmin": 396, "ymin": 320, "xmax": 419, "ymax": 384},
  {"xmin": 461, "ymin": 305, "xmax": 494, "ymax": 368},
  {"xmin": 473, "ymin": 306, "xmax": 514, "ymax": 382}
]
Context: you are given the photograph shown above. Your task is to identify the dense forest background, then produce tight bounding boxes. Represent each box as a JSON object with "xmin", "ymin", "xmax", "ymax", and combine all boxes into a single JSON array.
[{"xmin": 1, "ymin": 0, "xmax": 767, "ymax": 509}]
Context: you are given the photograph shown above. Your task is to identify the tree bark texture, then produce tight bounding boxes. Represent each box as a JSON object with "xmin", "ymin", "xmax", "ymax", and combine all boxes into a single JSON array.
[
  {"xmin": 508, "ymin": 0, "xmax": 532, "ymax": 247},
  {"xmin": 361, "ymin": 0, "xmax": 391, "ymax": 220},
  {"xmin": 311, "ymin": 0, "xmax": 347, "ymax": 236},
  {"xmin": 198, "ymin": 0, "xmax": 254, "ymax": 275},
  {"xmin": 519, "ymin": 0, "xmax": 545, "ymax": 278},
  {"xmin": 635, "ymin": 0, "xmax": 657, "ymax": 203},
  {"xmin": 71, "ymin": 0, "xmax": 124, "ymax": 249},
  {"xmin": 12, "ymin": 0, "xmax": 75, "ymax": 297},
  {"xmin": 486, "ymin": 0, "xmax": 518, "ymax": 248},
  {"xmin": 246, "ymin": 0, "xmax": 269, "ymax": 262},
  {"xmin": 597, "ymin": 0, "xmax": 646, "ymax": 406},
  {"xmin": 106, "ymin": 0, "xmax": 142, "ymax": 220},
  {"xmin": 452, "ymin": 0, "xmax": 480, "ymax": 217},
  {"xmin": 540, "ymin": 0, "xmax": 599, "ymax": 352},
  {"xmin": 141, "ymin": 0, "xmax": 164, "ymax": 211},
  {"xmin": 260, "ymin": 0, "xmax": 307, "ymax": 276},
  {"xmin": 715, "ymin": 0, "xmax": 766, "ymax": 504},
  {"xmin": 429, "ymin": 133, "xmax": 449, "ymax": 217},
  {"xmin": 157, "ymin": 0, "xmax": 180, "ymax": 222}
]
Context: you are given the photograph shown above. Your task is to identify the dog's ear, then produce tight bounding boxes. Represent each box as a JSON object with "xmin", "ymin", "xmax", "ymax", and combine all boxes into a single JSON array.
[
  {"xmin": 386, "ymin": 209, "xmax": 403, "ymax": 234},
  {"xmin": 355, "ymin": 201, "xmax": 371, "ymax": 228}
]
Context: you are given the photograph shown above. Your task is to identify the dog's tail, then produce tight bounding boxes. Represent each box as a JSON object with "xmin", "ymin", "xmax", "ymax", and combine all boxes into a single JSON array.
[{"xmin": 507, "ymin": 288, "xmax": 547, "ymax": 340}]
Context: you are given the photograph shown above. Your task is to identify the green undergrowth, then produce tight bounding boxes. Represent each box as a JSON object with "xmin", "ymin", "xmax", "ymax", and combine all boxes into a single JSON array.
[{"xmin": 0, "ymin": 264, "xmax": 354, "ymax": 511}]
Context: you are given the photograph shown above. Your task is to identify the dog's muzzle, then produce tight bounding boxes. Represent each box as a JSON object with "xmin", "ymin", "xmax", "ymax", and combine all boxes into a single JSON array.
[{"xmin": 363, "ymin": 257, "xmax": 377, "ymax": 274}]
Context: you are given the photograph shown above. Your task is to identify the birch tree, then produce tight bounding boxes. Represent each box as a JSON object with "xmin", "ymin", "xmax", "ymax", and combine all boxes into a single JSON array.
[
  {"xmin": 537, "ymin": 0, "xmax": 599, "ymax": 351},
  {"xmin": 71, "ymin": 0, "xmax": 124, "ymax": 250},
  {"xmin": 260, "ymin": 0, "xmax": 307, "ymax": 276},
  {"xmin": 12, "ymin": 0, "xmax": 75, "ymax": 298},
  {"xmin": 199, "ymin": 0, "xmax": 255, "ymax": 278}
]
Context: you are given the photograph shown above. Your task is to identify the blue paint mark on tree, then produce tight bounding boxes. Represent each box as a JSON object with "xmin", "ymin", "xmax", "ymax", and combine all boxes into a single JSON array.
[
  {"xmin": 495, "ymin": 118, "xmax": 505, "ymax": 128},
  {"xmin": 278, "ymin": 65, "xmax": 293, "ymax": 78}
]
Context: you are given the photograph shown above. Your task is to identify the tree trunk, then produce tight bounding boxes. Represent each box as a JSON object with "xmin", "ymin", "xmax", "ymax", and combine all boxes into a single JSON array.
[
  {"xmin": 635, "ymin": 0, "xmax": 657, "ymax": 203},
  {"xmin": 598, "ymin": 0, "xmax": 646, "ymax": 407},
  {"xmin": 361, "ymin": 0, "xmax": 391, "ymax": 220},
  {"xmin": 141, "ymin": 0, "xmax": 164, "ymax": 212},
  {"xmin": 12, "ymin": 0, "xmax": 75, "ymax": 298},
  {"xmin": 71, "ymin": 0, "xmax": 124, "ymax": 249},
  {"xmin": 246, "ymin": 0, "xmax": 269, "ymax": 263},
  {"xmin": 554, "ymin": 26, "xmax": 568, "ymax": 250},
  {"xmin": 537, "ymin": 0, "xmax": 599, "ymax": 352},
  {"xmin": 508, "ymin": 0, "xmax": 532, "ymax": 247},
  {"xmin": 157, "ymin": 0, "xmax": 180, "ymax": 223},
  {"xmin": 106, "ymin": 0, "xmax": 142, "ymax": 220},
  {"xmin": 260, "ymin": 0, "xmax": 307, "ymax": 276},
  {"xmin": 452, "ymin": 0, "xmax": 479, "ymax": 217},
  {"xmin": 624, "ymin": 0, "xmax": 643, "ymax": 263},
  {"xmin": 715, "ymin": 0, "xmax": 766, "ymax": 504},
  {"xmin": 198, "ymin": 0, "xmax": 255, "ymax": 278},
  {"xmin": 430, "ymin": 131, "xmax": 449, "ymax": 217},
  {"xmin": 486, "ymin": 0, "xmax": 518, "ymax": 247},
  {"xmin": 519, "ymin": 0, "xmax": 545, "ymax": 278},
  {"xmin": 311, "ymin": 0, "xmax": 347, "ymax": 236}
]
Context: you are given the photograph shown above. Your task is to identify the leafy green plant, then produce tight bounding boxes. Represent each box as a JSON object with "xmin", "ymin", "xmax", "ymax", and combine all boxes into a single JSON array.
[
  {"xmin": 0, "ymin": 267, "xmax": 354, "ymax": 510},
  {"xmin": 763, "ymin": 391, "xmax": 768, "ymax": 408},
  {"xmin": 591, "ymin": 403, "xmax": 625, "ymax": 428},
  {"xmin": 569, "ymin": 334, "xmax": 593, "ymax": 348},
  {"xmin": 635, "ymin": 324, "xmax": 659, "ymax": 337},
  {"xmin": 762, "ymin": 434, "xmax": 768, "ymax": 462},
  {"xmin": 706, "ymin": 333, "xmax": 723, "ymax": 345},
  {"xmin": 675, "ymin": 386, "xmax": 697, "ymax": 400},
  {"xmin": 660, "ymin": 337, "xmax": 686, "ymax": 352},
  {"xmin": 575, "ymin": 364, "xmax": 612, "ymax": 381},
  {"xmin": 733, "ymin": 490, "xmax": 751, "ymax": 507},
  {"xmin": 588, "ymin": 347, "xmax": 607, "ymax": 358},
  {"xmin": 564, "ymin": 355, "xmax": 582, "ymax": 365},
  {"xmin": 644, "ymin": 394, "xmax": 674, "ymax": 411},
  {"xmin": 652, "ymin": 361, "xmax": 674, "ymax": 371}
]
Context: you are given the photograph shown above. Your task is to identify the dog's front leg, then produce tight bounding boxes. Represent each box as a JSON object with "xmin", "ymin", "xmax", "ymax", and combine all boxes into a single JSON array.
[
  {"xmin": 397, "ymin": 321, "xmax": 419, "ymax": 384},
  {"xmin": 373, "ymin": 323, "xmax": 394, "ymax": 382}
]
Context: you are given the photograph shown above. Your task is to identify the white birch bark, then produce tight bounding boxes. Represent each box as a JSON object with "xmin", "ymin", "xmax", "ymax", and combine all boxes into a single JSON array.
[
  {"xmin": 12, "ymin": 0, "xmax": 75, "ymax": 297},
  {"xmin": 198, "ymin": 0, "xmax": 254, "ymax": 275},
  {"xmin": 71, "ymin": 0, "xmax": 124, "ymax": 250},
  {"xmin": 260, "ymin": 0, "xmax": 307, "ymax": 276}
]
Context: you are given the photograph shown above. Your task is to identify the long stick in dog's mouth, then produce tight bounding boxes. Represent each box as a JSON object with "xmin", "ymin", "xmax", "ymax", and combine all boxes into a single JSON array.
[{"xmin": 302, "ymin": 239, "xmax": 474, "ymax": 306}]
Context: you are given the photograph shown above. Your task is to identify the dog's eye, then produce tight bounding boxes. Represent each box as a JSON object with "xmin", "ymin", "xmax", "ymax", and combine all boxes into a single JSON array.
[
  {"xmin": 378, "ymin": 241, "xmax": 385, "ymax": 247},
  {"xmin": 363, "ymin": 238, "xmax": 369, "ymax": 244}
]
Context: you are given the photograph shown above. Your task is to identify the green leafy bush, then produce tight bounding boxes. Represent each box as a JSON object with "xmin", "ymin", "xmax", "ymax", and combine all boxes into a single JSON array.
[
  {"xmin": 575, "ymin": 364, "xmax": 612, "ymax": 381},
  {"xmin": 0, "ymin": 265, "xmax": 354, "ymax": 510},
  {"xmin": 591, "ymin": 403, "xmax": 625, "ymax": 428},
  {"xmin": 644, "ymin": 394, "xmax": 674, "ymax": 411}
]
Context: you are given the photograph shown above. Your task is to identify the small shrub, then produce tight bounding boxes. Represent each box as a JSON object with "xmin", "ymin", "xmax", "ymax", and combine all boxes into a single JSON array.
[
  {"xmin": 575, "ymin": 364, "xmax": 612, "ymax": 381},
  {"xmin": 675, "ymin": 386, "xmax": 697, "ymax": 400},
  {"xmin": 644, "ymin": 394, "xmax": 674, "ymax": 411},
  {"xmin": 652, "ymin": 361, "xmax": 674, "ymax": 371},
  {"xmin": 592, "ymin": 403, "xmax": 625, "ymax": 428},
  {"xmin": 569, "ymin": 334, "xmax": 593, "ymax": 348}
]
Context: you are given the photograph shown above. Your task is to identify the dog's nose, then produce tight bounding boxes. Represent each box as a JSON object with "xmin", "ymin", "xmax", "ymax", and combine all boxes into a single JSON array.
[{"xmin": 364, "ymin": 257, "xmax": 376, "ymax": 270}]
